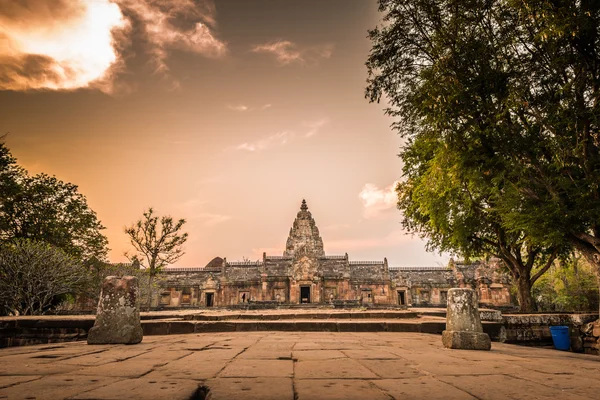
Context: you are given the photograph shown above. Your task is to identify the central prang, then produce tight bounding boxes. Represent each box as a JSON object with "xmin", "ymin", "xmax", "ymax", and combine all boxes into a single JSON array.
[{"xmin": 284, "ymin": 199, "xmax": 325, "ymax": 258}]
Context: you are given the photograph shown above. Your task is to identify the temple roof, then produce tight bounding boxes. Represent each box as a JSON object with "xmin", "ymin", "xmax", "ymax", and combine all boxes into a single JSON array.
[{"xmin": 284, "ymin": 199, "xmax": 325, "ymax": 258}]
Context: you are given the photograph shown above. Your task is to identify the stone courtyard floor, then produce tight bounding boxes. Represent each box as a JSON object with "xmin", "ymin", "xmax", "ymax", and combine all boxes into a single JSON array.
[{"xmin": 1, "ymin": 332, "xmax": 599, "ymax": 400}]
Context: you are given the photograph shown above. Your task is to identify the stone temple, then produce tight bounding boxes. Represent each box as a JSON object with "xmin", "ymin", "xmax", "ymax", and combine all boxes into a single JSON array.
[{"xmin": 158, "ymin": 200, "xmax": 513, "ymax": 308}]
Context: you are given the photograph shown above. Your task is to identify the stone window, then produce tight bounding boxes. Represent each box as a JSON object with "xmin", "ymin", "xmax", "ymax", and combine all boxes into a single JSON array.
[
  {"xmin": 159, "ymin": 292, "xmax": 171, "ymax": 306},
  {"xmin": 440, "ymin": 290, "xmax": 448, "ymax": 304},
  {"xmin": 181, "ymin": 287, "xmax": 192, "ymax": 305},
  {"xmin": 361, "ymin": 289, "xmax": 373, "ymax": 303},
  {"xmin": 273, "ymin": 288, "xmax": 286, "ymax": 303}
]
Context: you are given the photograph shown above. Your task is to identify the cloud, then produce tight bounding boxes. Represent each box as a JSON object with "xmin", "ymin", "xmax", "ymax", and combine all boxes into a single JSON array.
[
  {"xmin": 236, "ymin": 131, "xmax": 294, "ymax": 152},
  {"xmin": 118, "ymin": 0, "xmax": 227, "ymax": 75},
  {"xmin": 0, "ymin": 0, "xmax": 227, "ymax": 93},
  {"xmin": 358, "ymin": 181, "xmax": 399, "ymax": 218},
  {"xmin": 0, "ymin": 0, "xmax": 128, "ymax": 92},
  {"xmin": 251, "ymin": 40, "xmax": 333, "ymax": 66},
  {"xmin": 227, "ymin": 103, "xmax": 272, "ymax": 112},
  {"xmin": 227, "ymin": 104, "xmax": 249, "ymax": 112},
  {"xmin": 304, "ymin": 118, "xmax": 329, "ymax": 138}
]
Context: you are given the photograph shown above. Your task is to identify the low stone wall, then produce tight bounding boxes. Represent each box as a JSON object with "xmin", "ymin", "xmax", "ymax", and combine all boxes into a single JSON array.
[
  {"xmin": 580, "ymin": 321, "xmax": 600, "ymax": 355},
  {"xmin": 503, "ymin": 313, "xmax": 598, "ymax": 352},
  {"xmin": 0, "ymin": 317, "xmax": 95, "ymax": 348}
]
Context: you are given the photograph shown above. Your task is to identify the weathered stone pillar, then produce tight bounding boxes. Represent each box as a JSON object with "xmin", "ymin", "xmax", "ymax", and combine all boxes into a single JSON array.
[
  {"xmin": 442, "ymin": 288, "xmax": 491, "ymax": 350},
  {"xmin": 88, "ymin": 276, "xmax": 143, "ymax": 345}
]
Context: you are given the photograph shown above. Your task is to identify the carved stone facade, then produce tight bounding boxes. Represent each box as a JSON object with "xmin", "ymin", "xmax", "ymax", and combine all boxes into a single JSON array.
[{"xmin": 157, "ymin": 200, "xmax": 514, "ymax": 309}]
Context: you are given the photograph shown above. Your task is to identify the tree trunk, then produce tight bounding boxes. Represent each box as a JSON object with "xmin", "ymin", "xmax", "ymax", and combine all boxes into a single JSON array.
[
  {"xmin": 147, "ymin": 273, "xmax": 153, "ymax": 312},
  {"xmin": 516, "ymin": 275, "xmax": 537, "ymax": 313},
  {"xmin": 500, "ymin": 254, "xmax": 539, "ymax": 313}
]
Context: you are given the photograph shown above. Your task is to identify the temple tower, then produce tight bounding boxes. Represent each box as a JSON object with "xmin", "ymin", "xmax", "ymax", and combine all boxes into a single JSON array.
[{"xmin": 284, "ymin": 199, "xmax": 325, "ymax": 258}]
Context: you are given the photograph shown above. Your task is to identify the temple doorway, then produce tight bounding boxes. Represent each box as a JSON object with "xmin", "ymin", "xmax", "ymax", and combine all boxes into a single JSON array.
[
  {"xmin": 300, "ymin": 286, "xmax": 311, "ymax": 303},
  {"xmin": 205, "ymin": 292, "xmax": 214, "ymax": 307},
  {"xmin": 397, "ymin": 291, "xmax": 406, "ymax": 306}
]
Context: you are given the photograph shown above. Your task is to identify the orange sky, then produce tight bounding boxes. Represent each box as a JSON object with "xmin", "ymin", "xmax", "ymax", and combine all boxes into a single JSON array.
[{"xmin": 0, "ymin": 0, "xmax": 448, "ymax": 267}]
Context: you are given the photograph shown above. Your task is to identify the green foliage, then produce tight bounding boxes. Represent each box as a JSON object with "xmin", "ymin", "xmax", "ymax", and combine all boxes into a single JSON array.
[
  {"xmin": 0, "ymin": 141, "xmax": 108, "ymax": 261},
  {"xmin": 533, "ymin": 255, "xmax": 600, "ymax": 312},
  {"xmin": 365, "ymin": 0, "xmax": 589, "ymax": 311},
  {"xmin": 0, "ymin": 239, "xmax": 88, "ymax": 315}
]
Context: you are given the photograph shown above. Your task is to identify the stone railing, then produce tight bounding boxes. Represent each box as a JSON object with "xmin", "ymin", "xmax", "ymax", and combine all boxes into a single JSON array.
[
  {"xmin": 264, "ymin": 255, "xmax": 293, "ymax": 260},
  {"xmin": 108, "ymin": 262, "xmax": 135, "ymax": 268},
  {"xmin": 349, "ymin": 261, "xmax": 384, "ymax": 265},
  {"xmin": 389, "ymin": 266, "xmax": 448, "ymax": 271},
  {"xmin": 226, "ymin": 261, "xmax": 263, "ymax": 267},
  {"xmin": 163, "ymin": 267, "xmax": 209, "ymax": 272},
  {"xmin": 319, "ymin": 255, "xmax": 347, "ymax": 260}
]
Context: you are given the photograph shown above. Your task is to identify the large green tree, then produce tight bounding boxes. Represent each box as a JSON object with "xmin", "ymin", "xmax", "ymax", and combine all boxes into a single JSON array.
[
  {"xmin": 497, "ymin": 1, "xmax": 600, "ymax": 306},
  {"xmin": 0, "ymin": 141, "xmax": 108, "ymax": 260},
  {"xmin": 396, "ymin": 131, "xmax": 561, "ymax": 311},
  {"xmin": 365, "ymin": 0, "xmax": 599, "ymax": 311}
]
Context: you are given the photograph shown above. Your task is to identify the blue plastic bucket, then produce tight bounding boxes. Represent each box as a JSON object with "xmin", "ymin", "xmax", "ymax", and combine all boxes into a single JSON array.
[{"xmin": 549, "ymin": 326, "xmax": 570, "ymax": 351}]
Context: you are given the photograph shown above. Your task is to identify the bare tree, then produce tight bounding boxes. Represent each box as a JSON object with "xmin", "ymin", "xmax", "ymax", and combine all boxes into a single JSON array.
[
  {"xmin": 0, "ymin": 239, "xmax": 87, "ymax": 315},
  {"xmin": 124, "ymin": 208, "xmax": 188, "ymax": 310}
]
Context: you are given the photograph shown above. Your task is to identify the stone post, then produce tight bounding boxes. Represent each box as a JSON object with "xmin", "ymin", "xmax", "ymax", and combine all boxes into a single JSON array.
[
  {"xmin": 88, "ymin": 276, "xmax": 143, "ymax": 345},
  {"xmin": 442, "ymin": 288, "xmax": 491, "ymax": 350}
]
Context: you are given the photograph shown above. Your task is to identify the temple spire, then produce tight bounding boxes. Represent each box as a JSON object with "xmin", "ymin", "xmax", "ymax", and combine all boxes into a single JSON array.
[{"xmin": 284, "ymin": 199, "xmax": 325, "ymax": 257}]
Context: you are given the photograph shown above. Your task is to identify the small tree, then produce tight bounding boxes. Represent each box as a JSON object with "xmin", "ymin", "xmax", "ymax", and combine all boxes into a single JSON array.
[
  {"xmin": 125, "ymin": 208, "xmax": 188, "ymax": 310},
  {"xmin": 0, "ymin": 239, "xmax": 87, "ymax": 315}
]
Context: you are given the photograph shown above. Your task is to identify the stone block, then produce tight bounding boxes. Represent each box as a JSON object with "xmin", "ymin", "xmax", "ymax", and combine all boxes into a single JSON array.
[
  {"xmin": 592, "ymin": 323, "xmax": 600, "ymax": 338},
  {"xmin": 570, "ymin": 336, "xmax": 584, "ymax": 353},
  {"xmin": 443, "ymin": 288, "xmax": 491, "ymax": 350},
  {"xmin": 142, "ymin": 321, "xmax": 169, "ymax": 336},
  {"xmin": 419, "ymin": 321, "xmax": 445, "ymax": 334},
  {"xmin": 195, "ymin": 322, "xmax": 237, "ymax": 333},
  {"xmin": 446, "ymin": 288, "xmax": 484, "ymax": 332},
  {"xmin": 87, "ymin": 276, "xmax": 143, "ymax": 345},
  {"xmin": 386, "ymin": 322, "xmax": 420, "ymax": 333},
  {"xmin": 167, "ymin": 321, "xmax": 195, "ymax": 335},
  {"xmin": 442, "ymin": 330, "xmax": 491, "ymax": 350}
]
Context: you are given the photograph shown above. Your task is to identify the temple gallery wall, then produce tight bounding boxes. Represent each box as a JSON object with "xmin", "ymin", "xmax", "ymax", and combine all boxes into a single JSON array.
[{"xmin": 155, "ymin": 200, "xmax": 514, "ymax": 309}]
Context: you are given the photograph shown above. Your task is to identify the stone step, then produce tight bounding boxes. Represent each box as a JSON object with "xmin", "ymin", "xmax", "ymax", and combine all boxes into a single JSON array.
[
  {"xmin": 183, "ymin": 311, "xmax": 419, "ymax": 321},
  {"xmin": 141, "ymin": 319, "xmax": 505, "ymax": 341}
]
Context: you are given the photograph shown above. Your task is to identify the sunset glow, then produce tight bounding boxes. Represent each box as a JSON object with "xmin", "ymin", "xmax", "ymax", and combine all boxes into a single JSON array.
[
  {"xmin": 0, "ymin": 0, "xmax": 126, "ymax": 91},
  {"xmin": 1, "ymin": 0, "xmax": 448, "ymax": 268}
]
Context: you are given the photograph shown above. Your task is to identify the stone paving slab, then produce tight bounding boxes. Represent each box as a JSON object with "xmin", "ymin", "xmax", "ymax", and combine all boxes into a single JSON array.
[{"xmin": 1, "ymin": 332, "xmax": 599, "ymax": 399}]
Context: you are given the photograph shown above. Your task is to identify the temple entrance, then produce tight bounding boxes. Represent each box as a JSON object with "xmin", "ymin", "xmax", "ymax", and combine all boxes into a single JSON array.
[
  {"xmin": 397, "ymin": 291, "xmax": 406, "ymax": 306},
  {"xmin": 205, "ymin": 292, "xmax": 214, "ymax": 307},
  {"xmin": 300, "ymin": 286, "xmax": 311, "ymax": 303}
]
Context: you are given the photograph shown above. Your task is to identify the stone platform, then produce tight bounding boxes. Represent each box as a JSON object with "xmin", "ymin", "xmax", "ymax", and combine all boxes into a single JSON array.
[
  {"xmin": 0, "ymin": 309, "xmax": 505, "ymax": 347},
  {"xmin": 1, "ymin": 332, "xmax": 600, "ymax": 399}
]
